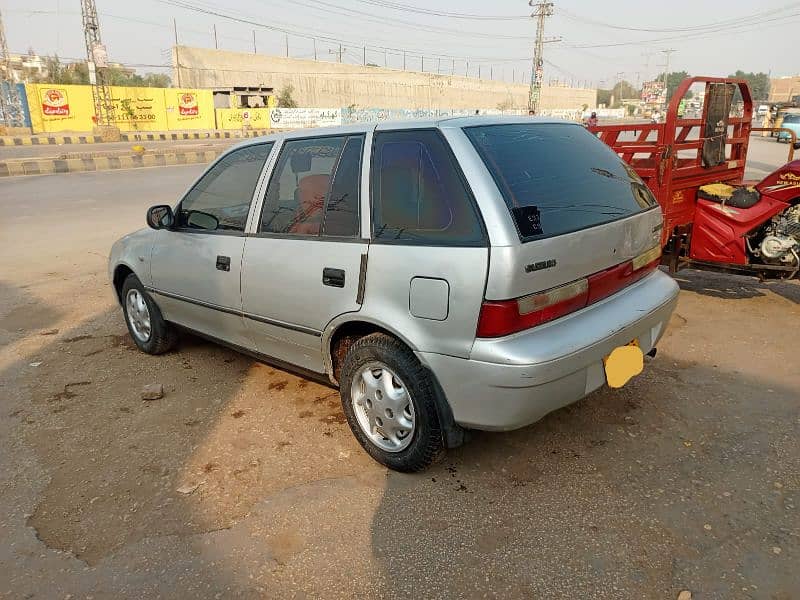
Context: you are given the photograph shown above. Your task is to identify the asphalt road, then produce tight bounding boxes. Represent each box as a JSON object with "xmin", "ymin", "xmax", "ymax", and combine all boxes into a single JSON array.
[{"xmin": 0, "ymin": 158, "xmax": 798, "ymax": 598}]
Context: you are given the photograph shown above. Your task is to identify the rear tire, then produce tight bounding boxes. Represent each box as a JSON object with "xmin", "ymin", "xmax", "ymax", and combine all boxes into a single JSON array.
[
  {"xmin": 339, "ymin": 333, "xmax": 444, "ymax": 472},
  {"xmin": 121, "ymin": 273, "xmax": 176, "ymax": 355}
]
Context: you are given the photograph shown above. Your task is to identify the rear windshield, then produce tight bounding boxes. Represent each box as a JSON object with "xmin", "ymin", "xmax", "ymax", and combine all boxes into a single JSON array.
[
  {"xmin": 783, "ymin": 115, "xmax": 800, "ymax": 123},
  {"xmin": 464, "ymin": 123, "xmax": 658, "ymax": 241}
]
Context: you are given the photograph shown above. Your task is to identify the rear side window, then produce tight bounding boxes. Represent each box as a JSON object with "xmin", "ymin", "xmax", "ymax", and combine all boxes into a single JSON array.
[
  {"xmin": 260, "ymin": 135, "xmax": 362, "ymax": 237},
  {"xmin": 177, "ymin": 143, "xmax": 272, "ymax": 232},
  {"xmin": 784, "ymin": 115, "xmax": 800, "ymax": 124},
  {"xmin": 464, "ymin": 123, "xmax": 657, "ymax": 241},
  {"xmin": 371, "ymin": 129, "xmax": 484, "ymax": 245}
]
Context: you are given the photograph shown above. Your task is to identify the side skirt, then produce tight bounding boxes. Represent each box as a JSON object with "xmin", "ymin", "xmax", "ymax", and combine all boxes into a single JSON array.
[{"xmin": 170, "ymin": 323, "xmax": 336, "ymax": 388}]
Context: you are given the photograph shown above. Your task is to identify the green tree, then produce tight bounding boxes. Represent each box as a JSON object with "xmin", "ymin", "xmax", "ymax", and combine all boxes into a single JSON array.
[
  {"xmin": 665, "ymin": 71, "xmax": 692, "ymax": 100},
  {"xmin": 612, "ymin": 80, "xmax": 639, "ymax": 103},
  {"xmin": 728, "ymin": 70, "xmax": 770, "ymax": 101},
  {"xmin": 597, "ymin": 88, "xmax": 612, "ymax": 107},
  {"xmin": 277, "ymin": 84, "xmax": 298, "ymax": 108},
  {"xmin": 31, "ymin": 55, "xmax": 170, "ymax": 87}
]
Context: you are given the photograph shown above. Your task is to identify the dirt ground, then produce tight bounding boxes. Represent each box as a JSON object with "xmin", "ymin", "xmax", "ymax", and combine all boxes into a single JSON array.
[{"xmin": 0, "ymin": 163, "xmax": 798, "ymax": 599}]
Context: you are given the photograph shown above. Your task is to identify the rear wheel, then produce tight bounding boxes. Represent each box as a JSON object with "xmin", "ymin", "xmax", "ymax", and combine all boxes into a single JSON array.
[
  {"xmin": 121, "ymin": 274, "xmax": 176, "ymax": 355},
  {"xmin": 339, "ymin": 333, "xmax": 444, "ymax": 472}
]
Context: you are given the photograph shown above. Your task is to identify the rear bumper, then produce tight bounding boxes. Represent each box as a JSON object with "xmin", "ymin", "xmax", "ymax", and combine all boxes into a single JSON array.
[{"xmin": 418, "ymin": 270, "xmax": 679, "ymax": 431}]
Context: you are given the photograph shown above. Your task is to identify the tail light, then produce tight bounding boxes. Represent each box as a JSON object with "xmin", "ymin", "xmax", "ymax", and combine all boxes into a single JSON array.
[{"xmin": 476, "ymin": 246, "xmax": 661, "ymax": 338}]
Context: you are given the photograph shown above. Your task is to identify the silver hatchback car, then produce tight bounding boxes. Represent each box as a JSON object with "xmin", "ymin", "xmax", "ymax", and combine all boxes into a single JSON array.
[{"xmin": 109, "ymin": 117, "xmax": 679, "ymax": 471}]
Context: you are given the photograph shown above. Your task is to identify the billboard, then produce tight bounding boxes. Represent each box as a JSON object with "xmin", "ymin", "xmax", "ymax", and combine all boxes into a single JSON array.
[{"xmin": 641, "ymin": 80, "xmax": 666, "ymax": 105}]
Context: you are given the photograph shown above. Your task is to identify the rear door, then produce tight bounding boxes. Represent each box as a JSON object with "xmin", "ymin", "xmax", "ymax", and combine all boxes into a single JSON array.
[
  {"xmin": 360, "ymin": 128, "xmax": 489, "ymax": 358},
  {"xmin": 241, "ymin": 134, "xmax": 367, "ymax": 372}
]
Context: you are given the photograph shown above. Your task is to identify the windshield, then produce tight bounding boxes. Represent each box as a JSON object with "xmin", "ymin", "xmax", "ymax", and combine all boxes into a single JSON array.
[
  {"xmin": 464, "ymin": 123, "xmax": 658, "ymax": 241},
  {"xmin": 783, "ymin": 115, "xmax": 800, "ymax": 124}
]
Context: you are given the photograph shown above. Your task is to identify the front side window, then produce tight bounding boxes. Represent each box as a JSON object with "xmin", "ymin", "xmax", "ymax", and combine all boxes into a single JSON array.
[
  {"xmin": 464, "ymin": 123, "xmax": 657, "ymax": 241},
  {"xmin": 176, "ymin": 143, "xmax": 272, "ymax": 232},
  {"xmin": 371, "ymin": 129, "xmax": 484, "ymax": 245},
  {"xmin": 260, "ymin": 135, "xmax": 363, "ymax": 237}
]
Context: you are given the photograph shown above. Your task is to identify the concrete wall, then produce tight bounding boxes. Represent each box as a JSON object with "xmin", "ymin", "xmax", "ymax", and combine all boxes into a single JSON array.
[
  {"xmin": 172, "ymin": 46, "xmax": 596, "ymax": 111},
  {"xmin": 770, "ymin": 76, "xmax": 800, "ymax": 103}
]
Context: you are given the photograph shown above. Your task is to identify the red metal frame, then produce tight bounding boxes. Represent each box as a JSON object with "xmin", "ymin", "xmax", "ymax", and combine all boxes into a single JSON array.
[{"xmin": 591, "ymin": 77, "xmax": 753, "ymax": 247}]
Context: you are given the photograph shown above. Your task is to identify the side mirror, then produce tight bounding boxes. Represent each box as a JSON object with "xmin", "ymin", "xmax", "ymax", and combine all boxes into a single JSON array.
[
  {"xmin": 794, "ymin": 141, "xmax": 800, "ymax": 150},
  {"xmin": 146, "ymin": 205, "xmax": 174, "ymax": 230}
]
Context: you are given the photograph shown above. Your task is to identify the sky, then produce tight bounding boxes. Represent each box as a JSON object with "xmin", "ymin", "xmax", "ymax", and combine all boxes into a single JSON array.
[{"xmin": 3, "ymin": 0, "xmax": 799, "ymax": 88}]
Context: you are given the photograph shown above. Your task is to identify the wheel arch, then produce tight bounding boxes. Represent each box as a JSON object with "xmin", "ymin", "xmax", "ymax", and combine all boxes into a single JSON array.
[
  {"xmin": 324, "ymin": 317, "xmax": 465, "ymax": 449},
  {"xmin": 112, "ymin": 263, "xmax": 137, "ymax": 304}
]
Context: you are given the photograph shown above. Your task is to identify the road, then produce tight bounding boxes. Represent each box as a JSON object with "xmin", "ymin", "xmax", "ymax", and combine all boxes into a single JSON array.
[{"xmin": 0, "ymin": 157, "xmax": 798, "ymax": 598}]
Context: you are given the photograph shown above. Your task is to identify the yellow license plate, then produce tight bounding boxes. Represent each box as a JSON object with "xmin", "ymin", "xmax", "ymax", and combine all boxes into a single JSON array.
[{"xmin": 604, "ymin": 340, "xmax": 644, "ymax": 389}]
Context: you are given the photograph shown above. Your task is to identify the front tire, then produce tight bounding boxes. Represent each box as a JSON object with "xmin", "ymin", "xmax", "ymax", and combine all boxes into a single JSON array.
[
  {"xmin": 339, "ymin": 333, "xmax": 444, "ymax": 472},
  {"xmin": 121, "ymin": 273, "xmax": 176, "ymax": 355}
]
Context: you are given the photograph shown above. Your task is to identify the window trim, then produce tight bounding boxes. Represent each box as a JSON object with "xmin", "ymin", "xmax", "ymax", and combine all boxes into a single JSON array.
[
  {"xmin": 368, "ymin": 128, "xmax": 488, "ymax": 248},
  {"xmin": 171, "ymin": 141, "xmax": 275, "ymax": 237},
  {"xmin": 255, "ymin": 133, "xmax": 366, "ymax": 240}
]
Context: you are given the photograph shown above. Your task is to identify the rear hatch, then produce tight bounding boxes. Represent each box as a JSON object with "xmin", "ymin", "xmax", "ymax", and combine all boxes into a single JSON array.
[{"xmin": 463, "ymin": 122, "xmax": 664, "ymax": 337}]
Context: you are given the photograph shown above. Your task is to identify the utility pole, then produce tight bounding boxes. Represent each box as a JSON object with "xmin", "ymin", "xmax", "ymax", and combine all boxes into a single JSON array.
[
  {"xmin": 81, "ymin": 0, "xmax": 114, "ymax": 127},
  {"xmin": 329, "ymin": 45, "xmax": 345, "ymax": 63},
  {"xmin": 213, "ymin": 24, "xmax": 218, "ymax": 49},
  {"xmin": 0, "ymin": 8, "xmax": 25, "ymax": 129},
  {"xmin": 252, "ymin": 30, "xmax": 257, "ymax": 54},
  {"xmin": 363, "ymin": 46, "xmax": 366, "ymax": 65},
  {"xmin": 313, "ymin": 39, "xmax": 317, "ymax": 60},
  {"xmin": 661, "ymin": 48, "xmax": 675, "ymax": 106},
  {"xmin": 528, "ymin": 1, "xmax": 554, "ymax": 114},
  {"xmin": 173, "ymin": 17, "xmax": 181, "ymax": 87},
  {"xmin": 285, "ymin": 34, "xmax": 289, "ymax": 57}
]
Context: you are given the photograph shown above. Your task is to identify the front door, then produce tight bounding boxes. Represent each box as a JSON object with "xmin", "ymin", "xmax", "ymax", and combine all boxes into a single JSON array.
[
  {"xmin": 241, "ymin": 134, "xmax": 367, "ymax": 372},
  {"xmin": 150, "ymin": 143, "xmax": 273, "ymax": 347}
]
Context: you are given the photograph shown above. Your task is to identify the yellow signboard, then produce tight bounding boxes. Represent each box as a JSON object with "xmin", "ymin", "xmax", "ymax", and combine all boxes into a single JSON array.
[
  {"xmin": 165, "ymin": 89, "xmax": 215, "ymax": 131},
  {"xmin": 215, "ymin": 107, "xmax": 272, "ymax": 130},
  {"xmin": 110, "ymin": 87, "xmax": 167, "ymax": 131},
  {"xmin": 28, "ymin": 84, "xmax": 95, "ymax": 132},
  {"xmin": 25, "ymin": 83, "xmax": 216, "ymax": 133}
]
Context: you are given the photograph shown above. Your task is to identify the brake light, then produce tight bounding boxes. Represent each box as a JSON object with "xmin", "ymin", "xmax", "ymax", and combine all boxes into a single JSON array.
[{"xmin": 476, "ymin": 246, "xmax": 662, "ymax": 338}]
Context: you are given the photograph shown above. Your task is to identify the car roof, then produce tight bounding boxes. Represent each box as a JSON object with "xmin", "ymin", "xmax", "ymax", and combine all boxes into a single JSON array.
[{"xmin": 230, "ymin": 115, "xmax": 577, "ymax": 149}]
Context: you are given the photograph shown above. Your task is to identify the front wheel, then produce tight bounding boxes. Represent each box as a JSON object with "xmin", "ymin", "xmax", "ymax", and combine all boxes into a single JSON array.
[
  {"xmin": 121, "ymin": 274, "xmax": 176, "ymax": 355},
  {"xmin": 339, "ymin": 333, "xmax": 444, "ymax": 472}
]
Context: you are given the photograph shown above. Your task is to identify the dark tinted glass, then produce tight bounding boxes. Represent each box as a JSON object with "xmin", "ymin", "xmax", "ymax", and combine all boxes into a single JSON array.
[
  {"xmin": 177, "ymin": 143, "xmax": 272, "ymax": 232},
  {"xmin": 260, "ymin": 136, "xmax": 347, "ymax": 235},
  {"xmin": 323, "ymin": 136, "xmax": 363, "ymax": 237},
  {"xmin": 464, "ymin": 123, "xmax": 657, "ymax": 240},
  {"xmin": 371, "ymin": 130, "xmax": 484, "ymax": 245},
  {"xmin": 783, "ymin": 115, "xmax": 800, "ymax": 123}
]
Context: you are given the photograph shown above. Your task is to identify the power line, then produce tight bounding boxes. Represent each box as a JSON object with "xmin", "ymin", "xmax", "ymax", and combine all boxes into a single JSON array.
[
  {"xmin": 349, "ymin": 0, "xmax": 528, "ymax": 21},
  {"xmin": 267, "ymin": 0, "xmax": 534, "ymax": 40},
  {"xmin": 558, "ymin": 2, "xmax": 800, "ymax": 33},
  {"xmin": 160, "ymin": 0, "xmax": 533, "ymax": 63},
  {"xmin": 562, "ymin": 10, "xmax": 800, "ymax": 48}
]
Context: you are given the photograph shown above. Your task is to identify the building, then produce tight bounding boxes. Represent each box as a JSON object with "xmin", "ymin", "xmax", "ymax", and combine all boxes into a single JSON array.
[
  {"xmin": 769, "ymin": 76, "xmax": 800, "ymax": 104},
  {"xmin": 1, "ymin": 50, "xmax": 48, "ymax": 83},
  {"xmin": 172, "ymin": 46, "xmax": 596, "ymax": 112}
]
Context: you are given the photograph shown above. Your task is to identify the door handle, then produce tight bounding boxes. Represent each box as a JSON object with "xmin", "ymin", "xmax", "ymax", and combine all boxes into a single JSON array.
[
  {"xmin": 216, "ymin": 255, "xmax": 231, "ymax": 272},
  {"xmin": 322, "ymin": 267, "xmax": 345, "ymax": 288}
]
